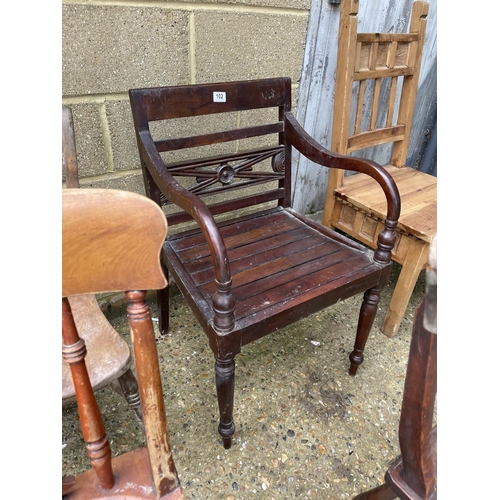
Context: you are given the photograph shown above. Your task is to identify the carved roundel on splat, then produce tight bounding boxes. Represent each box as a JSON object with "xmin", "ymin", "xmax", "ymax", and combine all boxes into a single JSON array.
[
  {"xmin": 217, "ymin": 163, "xmax": 236, "ymax": 185},
  {"xmin": 272, "ymin": 151, "xmax": 285, "ymax": 173}
]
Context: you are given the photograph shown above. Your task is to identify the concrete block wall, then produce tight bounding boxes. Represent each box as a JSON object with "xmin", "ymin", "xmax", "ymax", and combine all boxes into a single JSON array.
[{"xmin": 62, "ymin": 0, "xmax": 311, "ymax": 192}]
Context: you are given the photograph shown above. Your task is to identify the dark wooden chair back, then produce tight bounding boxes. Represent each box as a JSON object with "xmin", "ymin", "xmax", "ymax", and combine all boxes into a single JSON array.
[
  {"xmin": 130, "ymin": 78, "xmax": 293, "ymax": 227},
  {"xmin": 129, "ymin": 77, "xmax": 401, "ymax": 449},
  {"xmin": 62, "ymin": 188, "xmax": 183, "ymax": 499}
]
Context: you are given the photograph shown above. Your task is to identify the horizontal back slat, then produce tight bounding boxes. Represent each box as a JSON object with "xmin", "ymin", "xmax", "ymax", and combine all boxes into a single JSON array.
[
  {"xmin": 357, "ymin": 33, "xmax": 418, "ymax": 43},
  {"xmin": 155, "ymin": 122, "xmax": 284, "ymax": 152},
  {"xmin": 347, "ymin": 125, "xmax": 406, "ymax": 153},
  {"xmin": 354, "ymin": 66, "xmax": 413, "ymax": 80},
  {"xmin": 166, "ymin": 189, "xmax": 286, "ymax": 226},
  {"xmin": 166, "ymin": 146, "xmax": 283, "ymax": 171},
  {"xmin": 63, "ymin": 189, "xmax": 168, "ymax": 296},
  {"xmin": 132, "ymin": 78, "xmax": 291, "ymax": 122}
]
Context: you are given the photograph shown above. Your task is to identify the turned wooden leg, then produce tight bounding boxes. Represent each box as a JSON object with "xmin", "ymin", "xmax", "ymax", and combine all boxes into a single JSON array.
[
  {"xmin": 215, "ymin": 356, "xmax": 236, "ymax": 449},
  {"xmin": 112, "ymin": 368, "xmax": 143, "ymax": 425},
  {"xmin": 352, "ymin": 482, "xmax": 397, "ymax": 500},
  {"xmin": 349, "ymin": 285, "xmax": 382, "ymax": 376},
  {"xmin": 62, "ymin": 298, "xmax": 114, "ymax": 490},
  {"xmin": 382, "ymin": 241, "xmax": 428, "ymax": 338},
  {"xmin": 157, "ymin": 262, "xmax": 170, "ymax": 335},
  {"xmin": 126, "ymin": 290, "xmax": 182, "ymax": 497}
]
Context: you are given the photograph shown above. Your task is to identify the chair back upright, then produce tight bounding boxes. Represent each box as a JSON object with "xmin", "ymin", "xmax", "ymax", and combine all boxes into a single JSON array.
[{"xmin": 62, "ymin": 105, "xmax": 80, "ymax": 188}]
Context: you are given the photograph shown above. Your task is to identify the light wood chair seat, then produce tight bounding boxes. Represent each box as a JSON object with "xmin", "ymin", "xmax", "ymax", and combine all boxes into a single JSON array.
[{"xmin": 337, "ymin": 165, "xmax": 436, "ymax": 243}]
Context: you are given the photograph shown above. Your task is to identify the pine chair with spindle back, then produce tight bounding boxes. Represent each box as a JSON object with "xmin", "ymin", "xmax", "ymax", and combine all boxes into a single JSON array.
[
  {"xmin": 62, "ymin": 105, "xmax": 143, "ymax": 423},
  {"xmin": 62, "ymin": 188, "xmax": 183, "ymax": 499}
]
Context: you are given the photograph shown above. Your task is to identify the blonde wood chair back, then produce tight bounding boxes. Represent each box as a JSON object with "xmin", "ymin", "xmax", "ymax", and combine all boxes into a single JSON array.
[{"xmin": 327, "ymin": 0, "xmax": 429, "ymax": 189}]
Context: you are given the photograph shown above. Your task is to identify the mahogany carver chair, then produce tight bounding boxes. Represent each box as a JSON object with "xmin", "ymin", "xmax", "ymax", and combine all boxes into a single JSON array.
[
  {"xmin": 62, "ymin": 105, "xmax": 143, "ymax": 423},
  {"xmin": 353, "ymin": 235, "xmax": 436, "ymax": 500},
  {"xmin": 322, "ymin": 0, "xmax": 437, "ymax": 338},
  {"xmin": 62, "ymin": 188, "xmax": 183, "ymax": 499},
  {"xmin": 129, "ymin": 77, "xmax": 401, "ymax": 449}
]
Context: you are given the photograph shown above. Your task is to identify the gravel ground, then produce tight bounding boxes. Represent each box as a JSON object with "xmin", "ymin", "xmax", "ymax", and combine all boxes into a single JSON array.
[{"xmin": 62, "ymin": 262, "xmax": 431, "ymax": 499}]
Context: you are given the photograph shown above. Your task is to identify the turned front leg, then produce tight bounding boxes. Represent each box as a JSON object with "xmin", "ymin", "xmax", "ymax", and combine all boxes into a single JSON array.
[
  {"xmin": 349, "ymin": 285, "xmax": 382, "ymax": 376},
  {"xmin": 127, "ymin": 290, "xmax": 181, "ymax": 496},
  {"xmin": 215, "ymin": 356, "xmax": 236, "ymax": 449}
]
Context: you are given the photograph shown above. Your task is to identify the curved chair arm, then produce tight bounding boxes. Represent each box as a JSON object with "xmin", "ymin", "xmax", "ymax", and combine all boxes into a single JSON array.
[
  {"xmin": 138, "ymin": 130, "xmax": 235, "ymax": 333},
  {"xmin": 284, "ymin": 112, "xmax": 401, "ymax": 264}
]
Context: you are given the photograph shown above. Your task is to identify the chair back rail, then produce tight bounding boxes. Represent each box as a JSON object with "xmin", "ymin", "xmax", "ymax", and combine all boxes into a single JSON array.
[{"xmin": 62, "ymin": 189, "xmax": 167, "ymax": 296}]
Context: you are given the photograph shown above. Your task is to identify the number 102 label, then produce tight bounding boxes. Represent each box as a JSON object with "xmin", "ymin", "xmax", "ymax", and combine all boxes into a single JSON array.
[{"xmin": 213, "ymin": 91, "xmax": 226, "ymax": 102}]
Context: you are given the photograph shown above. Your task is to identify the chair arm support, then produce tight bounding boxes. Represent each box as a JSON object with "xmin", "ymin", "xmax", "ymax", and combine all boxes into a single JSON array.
[
  {"xmin": 138, "ymin": 130, "xmax": 235, "ymax": 333},
  {"xmin": 284, "ymin": 112, "xmax": 401, "ymax": 263}
]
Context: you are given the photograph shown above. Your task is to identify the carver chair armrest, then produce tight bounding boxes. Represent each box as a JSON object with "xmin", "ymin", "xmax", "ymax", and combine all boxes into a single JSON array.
[
  {"xmin": 284, "ymin": 112, "xmax": 401, "ymax": 263},
  {"xmin": 137, "ymin": 129, "xmax": 235, "ymax": 333}
]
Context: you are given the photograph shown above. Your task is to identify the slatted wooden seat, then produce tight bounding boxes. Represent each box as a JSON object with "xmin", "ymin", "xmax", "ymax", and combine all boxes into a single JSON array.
[
  {"xmin": 129, "ymin": 77, "xmax": 401, "ymax": 449},
  {"xmin": 322, "ymin": 0, "xmax": 436, "ymax": 338},
  {"xmin": 167, "ymin": 207, "xmax": 391, "ymax": 338}
]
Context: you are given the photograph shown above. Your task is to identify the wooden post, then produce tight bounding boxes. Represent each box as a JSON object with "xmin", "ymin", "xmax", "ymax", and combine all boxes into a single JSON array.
[{"xmin": 126, "ymin": 290, "xmax": 181, "ymax": 497}]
